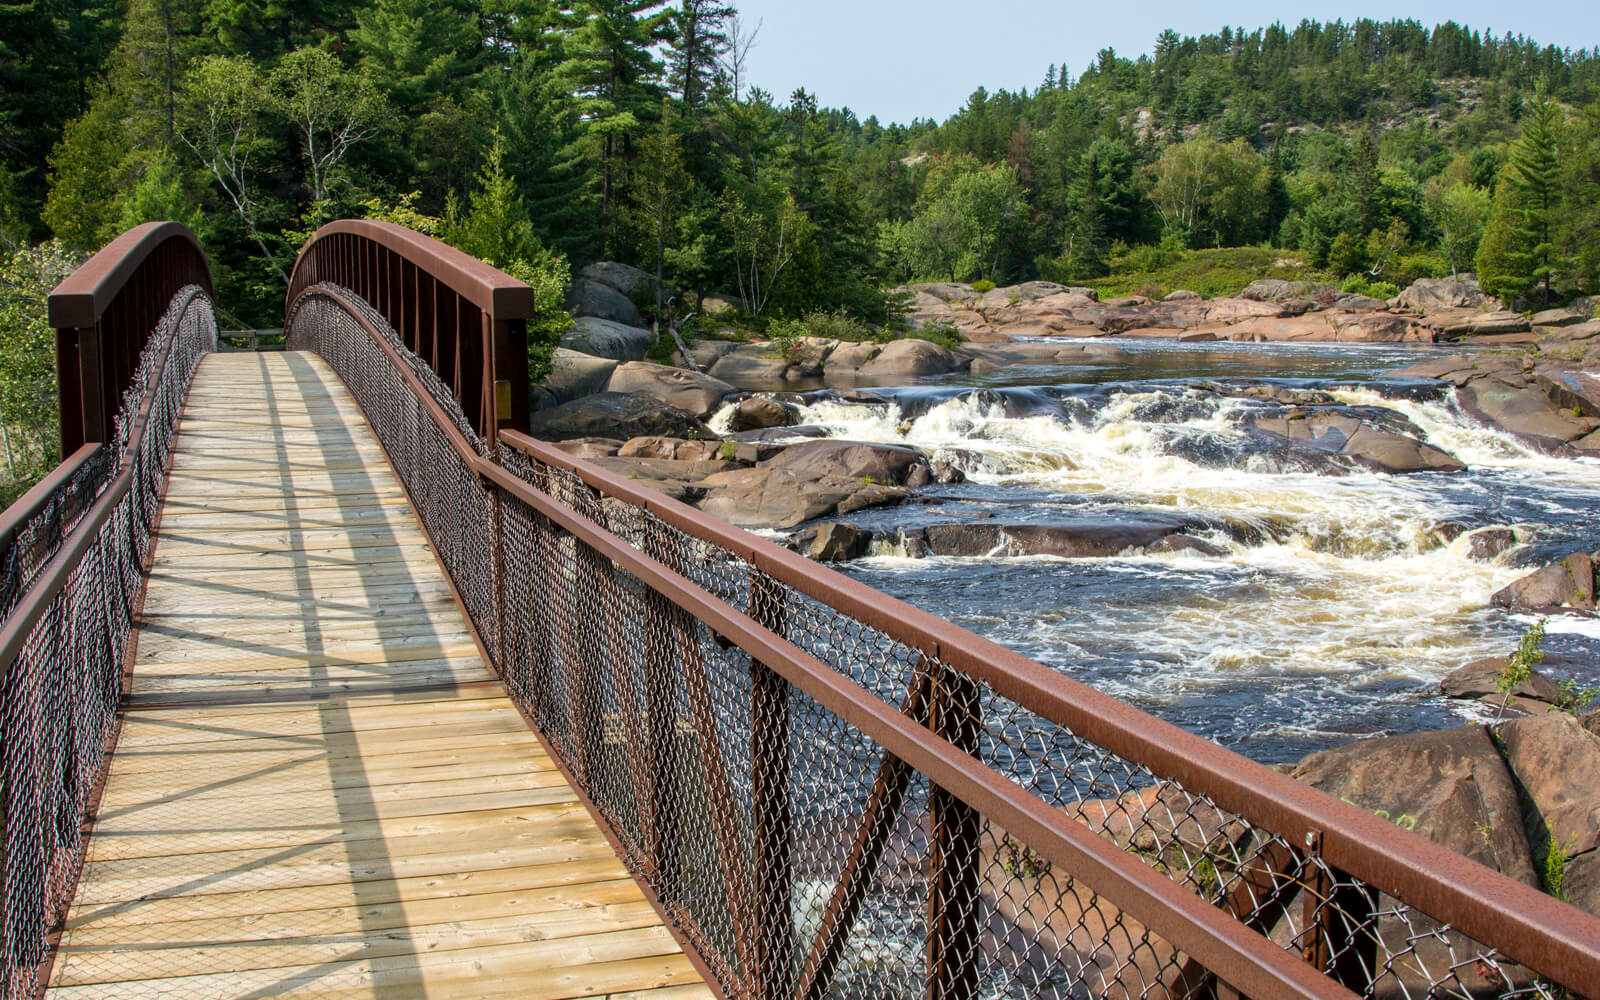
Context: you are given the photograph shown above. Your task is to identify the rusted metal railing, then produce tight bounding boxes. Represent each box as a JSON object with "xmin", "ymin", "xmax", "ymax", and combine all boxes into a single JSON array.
[
  {"xmin": 1, "ymin": 223, "xmax": 216, "ymax": 1000},
  {"xmin": 284, "ymin": 224, "xmax": 1600, "ymax": 1000}
]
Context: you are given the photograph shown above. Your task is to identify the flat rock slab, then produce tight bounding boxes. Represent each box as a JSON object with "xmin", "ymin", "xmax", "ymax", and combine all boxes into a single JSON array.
[{"xmin": 530, "ymin": 392, "xmax": 715, "ymax": 443}]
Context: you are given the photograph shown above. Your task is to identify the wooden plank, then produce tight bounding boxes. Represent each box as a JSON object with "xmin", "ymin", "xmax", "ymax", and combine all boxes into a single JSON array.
[
  {"xmin": 67, "ymin": 859, "xmax": 636, "ymax": 926},
  {"xmin": 48, "ymin": 927, "xmax": 689, "ymax": 995},
  {"xmin": 73, "ymin": 834, "xmax": 628, "ymax": 906}
]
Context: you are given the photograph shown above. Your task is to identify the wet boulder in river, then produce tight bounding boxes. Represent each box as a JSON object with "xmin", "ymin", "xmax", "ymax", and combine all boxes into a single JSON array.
[
  {"xmin": 1465, "ymin": 527, "xmax": 1518, "ymax": 561},
  {"xmin": 728, "ymin": 395, "xmax": 801, "ymax": 431},
  {"xmin": 1490, "ymin": 551, "xmax": 1597, "ymax": 613},
  {"xmin": 922, "ymin": 518, "xmax": 1191, "ymax": 558},
  {"xmin": 1441, "ymin": 657, "xmax": 1564, "ymax": 713},
  {"xmin": 807, "ymin": 521, "xmax": 872, "ymax": 562},
  {"xmin": 1245, "ymin": 407, "xmax": 1465, "ymax": 474},
  {"xmin": 761, "ymin": 439, "xmax": 931, "ymax": 486}
]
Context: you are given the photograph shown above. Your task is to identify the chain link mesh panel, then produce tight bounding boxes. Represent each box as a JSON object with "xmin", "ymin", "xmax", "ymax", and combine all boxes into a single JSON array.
[
  {"xmin": 290, "ymin": 284, "xmax": 1586, "ymax": 1000},
  {"xmin": 1, "ymin": 287, "xmax": 214, "ymax": 1000}
]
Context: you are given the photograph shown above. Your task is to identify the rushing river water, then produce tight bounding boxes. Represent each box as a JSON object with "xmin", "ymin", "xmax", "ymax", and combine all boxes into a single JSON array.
[{"xmin": 711, "ymin": 338, "xmax": 1600, "ymax": 763}]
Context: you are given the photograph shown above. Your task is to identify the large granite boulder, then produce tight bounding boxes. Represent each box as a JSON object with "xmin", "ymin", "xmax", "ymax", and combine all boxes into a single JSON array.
[
  {"xmin": 1290, "ymin": 726, "xmax": 1538, "ymax": 886},
  {"xmin": 561, "ymin": 316, "xmax": 653, "ymax": 362},
  {"xmin": 1460, "ymin": 379, "xmax": 1599, "ymax": 448},
  {"xmin": 1240, "ymin": 279, "xmax": 1337, "ymax": 302},
  {"xmin": 707, "ymin": 348, "xmax": 794, "ymax": 385},
  {"xmin": 1395, "ymin": 276, "xmax": 1491, "ymax": 313},
  {"xmin": 1246, "ymin": 409, "xmax": 1465, "ymax": 473},
  {"xmin": 580, "ymin": 261, "xmax": 665, "ymax": 302},
  {"xmin": 529, "ymin": 392, "xmax": 715, "ymax": 443},
  {"xmin": 565, "ymin": 278, "xmax": 642, "ymax": 327},
  {"xmin": 1418, "ymin": 309, "xmax": 1532, "ymax": 340},
  {"xmin": 1203, "ymin": 296, "xmax": 1287, "ymax": 325},
  {"xmin": 695, "ymin": 467, "xmax": 904, "ymax": 529},
  {"xmin": 762, "ymin": 439, "xmax": 930, "ymax": 486},
  {"xmin": 1497, "ymin": 712, "xmax": 1600, "ymax": 911},
  {"xmin": 851, "ymin": 338, "xmax": 970, "ymax": 377},
  {"xmin": 539, "ymin": 349, "xmax": 619, "ymax": 408},
  {"xmin": 1490, "ymin": 552, "xmax": 1597, "ymax": 613},
  {"xmin": 605, "ymin": 361, "xmax": 735, "ymax": 418}
]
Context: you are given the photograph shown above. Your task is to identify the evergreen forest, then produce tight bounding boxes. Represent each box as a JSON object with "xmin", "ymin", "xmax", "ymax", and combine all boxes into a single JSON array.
[{"xmin": 5, "ymin": 3, "xmax": 1600, "ymax": 497}]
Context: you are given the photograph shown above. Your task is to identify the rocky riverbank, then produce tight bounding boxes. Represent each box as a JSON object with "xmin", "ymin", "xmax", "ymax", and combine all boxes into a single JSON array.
[{"xmin": 901, "ymin": 274, "xmax": 1600, "ymax": 350}]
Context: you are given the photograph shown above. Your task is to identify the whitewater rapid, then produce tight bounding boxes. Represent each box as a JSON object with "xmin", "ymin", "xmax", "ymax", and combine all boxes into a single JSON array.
[{"xmin": 710, "ymin": 376, "xmax": 1600, "ymax": 758}]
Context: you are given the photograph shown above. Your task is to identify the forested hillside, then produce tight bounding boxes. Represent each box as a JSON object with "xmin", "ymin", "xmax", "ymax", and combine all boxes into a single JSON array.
[{"xmin": 3, "ymin": 5, "xmax": 1600, "ymax": 360}]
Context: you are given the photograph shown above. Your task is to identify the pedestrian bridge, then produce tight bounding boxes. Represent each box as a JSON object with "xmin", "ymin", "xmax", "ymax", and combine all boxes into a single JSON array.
[{"xmin": 2, "ymin": 221, "xmax": 1596, "ymax": 1000}]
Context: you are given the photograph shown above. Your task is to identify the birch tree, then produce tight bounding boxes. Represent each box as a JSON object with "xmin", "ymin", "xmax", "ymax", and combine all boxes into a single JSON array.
[
  {"xmin": 271, "ymin": 48, "xmax": 390, "ymax": 221},
  {"xmin": 177, "ymin": 55, "xmax": 286, "ymax": 283}
]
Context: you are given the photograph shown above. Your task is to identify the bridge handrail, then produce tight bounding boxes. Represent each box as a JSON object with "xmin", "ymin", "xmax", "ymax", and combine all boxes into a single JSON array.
[
  {"xmin": 283, "ymin": 230, "xmax": 1600, "ymax": 1000},
  {"xmin": 2, "ymin": 223, "xmax": 216, "ymax": 1000},
  {"xmin": 287, "ymin": 220, "xmax": 531, "ymax": 442},
  {"xmin": 48, "ymin": 221, "xmax": 211, "ymax": 456}
]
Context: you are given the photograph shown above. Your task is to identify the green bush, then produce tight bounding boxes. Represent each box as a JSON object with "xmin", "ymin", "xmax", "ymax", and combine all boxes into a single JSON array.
[
  {"xmin": 645, "ymin": 334, "xmax": 676, "ymax": 364},
  {"xmin": 910, "ymin": 322, "xmax": 964, "ymax": 350},
  {"xmin": 969, "ymin": 279, "xmax": 996, "ymax": 294},
  {"xmin": 1339, "ymin": 274, "xmax": 1400, "ymax": 299}
]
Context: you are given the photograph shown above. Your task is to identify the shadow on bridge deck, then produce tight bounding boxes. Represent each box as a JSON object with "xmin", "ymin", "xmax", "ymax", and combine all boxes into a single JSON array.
[{"xmin": 46, "ymin": 352, "xmax": 708, "ymax": 1000}]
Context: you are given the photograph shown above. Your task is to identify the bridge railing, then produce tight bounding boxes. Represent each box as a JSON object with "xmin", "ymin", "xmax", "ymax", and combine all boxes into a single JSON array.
[
  {"xmin": 286, "ymin": 225, "xmax": 1600, "ymax": 1000},
  {"xmin": 1, "ymin": 223, "xmax": 216, "ymax": 1000},
  {"xmin": 287, "ymin": 219, "xmax": 532, "ymax": 443}
]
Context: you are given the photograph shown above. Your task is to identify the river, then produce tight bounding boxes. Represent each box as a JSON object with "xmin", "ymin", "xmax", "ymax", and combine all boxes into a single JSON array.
[{"xmin": 709, "ymin": 338, "xmax": 1600, "ymax": 763}]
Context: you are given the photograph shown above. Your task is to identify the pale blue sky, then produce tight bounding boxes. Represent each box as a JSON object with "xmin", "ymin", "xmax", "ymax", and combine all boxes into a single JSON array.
[{"xmin": 728, "ymin": 1, "xmax": 1600, "ymax": 125}]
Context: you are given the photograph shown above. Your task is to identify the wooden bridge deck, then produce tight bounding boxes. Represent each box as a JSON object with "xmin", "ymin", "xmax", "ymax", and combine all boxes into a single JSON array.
[{"xmin": 48, "ymin": 352, "xmax": 708, "ymax": 1000}]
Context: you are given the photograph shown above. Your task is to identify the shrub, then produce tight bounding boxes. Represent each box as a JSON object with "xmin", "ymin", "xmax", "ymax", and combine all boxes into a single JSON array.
[
  {"xmin": 910, "ymin": 322, "xmax": 964, "ymax": 350},
  {"xmin": 1338, "ymin": 274, "xmax": 1400, "ymax": 299},
  {"xmin": 969, "ymin": 279, "xmax": 996, "ymax": 294},
  {"xmin": 766, "ymin": 317, "xmax": 805, "ymax": 362}
]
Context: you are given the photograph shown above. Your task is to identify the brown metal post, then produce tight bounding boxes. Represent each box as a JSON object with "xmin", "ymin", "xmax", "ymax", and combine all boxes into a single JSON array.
[
  {"xmin": 1302, "ymin": 850, "xmax": 1378, "ymax": 994},
  {"xmin": 926, "ymin": 661, "xmax": 982, "ymax": 1000},
  {"xmin": 75, "ymin": 327, "xmax": 106, "ymax": 450},
  {"xmin": 748, "ymin": 570, "xmax": 793, "ymax": 1000}
]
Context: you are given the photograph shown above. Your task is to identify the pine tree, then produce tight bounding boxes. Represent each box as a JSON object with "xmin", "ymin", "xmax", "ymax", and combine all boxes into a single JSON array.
[
  {"xmin": 666, "ymin": 0, "xmax": 734, "ymax": 112},
  {"xmin": 352, "ymin": 0, "xmax": 481, "ymax": 118},
  {"xmin": 42, "ymin": 0, "xmax": 201, "ymax": 248},
  {"xmin": 0, "ymin": 0, "xmax": 120, "ymax": 232},
  {"xmin": 494, "ymin": 48, "xmax": 596, "ymax": 256},
  {"xmin": 200, "ymin": 0, "xmax": 354, "ymax": 59},
  {"xmin": 557, "ymin": 0, "xmax": 672, "ymax": 259},
  {"xmin": 628, "ymin": 98, "xmax": 689, "ymax": 314},
  {"xmin": 443, "ymin": 134, "xmax": 572, "ymax": 381},
  {"xmin": 1351, "ymin": 128, "xmax": 1380, "ymax": 234},
  {"xmin": 1477, "ymin": 92, "xmax": 1567, "ymax": 303}
]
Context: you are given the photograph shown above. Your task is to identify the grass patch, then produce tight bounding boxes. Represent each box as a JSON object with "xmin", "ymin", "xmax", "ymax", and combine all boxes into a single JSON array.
[{"xmin": 1088, "ymin": 246, "xmax": 1332, "ymax": 300}]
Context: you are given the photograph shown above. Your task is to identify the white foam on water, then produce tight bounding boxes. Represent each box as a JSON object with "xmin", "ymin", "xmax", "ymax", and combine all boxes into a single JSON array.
[{"xmin": 790, "ymin": 385, "xmax": 1600, "ymax": 702}]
